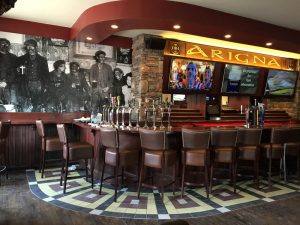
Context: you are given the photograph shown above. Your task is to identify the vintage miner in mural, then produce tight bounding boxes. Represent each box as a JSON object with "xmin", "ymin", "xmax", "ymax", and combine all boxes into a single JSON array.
[{"xmin": 0, "ymin": 31, "xmax": 133, "ymax": 112}]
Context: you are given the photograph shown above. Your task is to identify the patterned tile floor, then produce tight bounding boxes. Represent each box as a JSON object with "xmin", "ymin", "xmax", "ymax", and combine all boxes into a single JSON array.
[{"xmin": 26, "ymin": 168, "xmax": 300, "ymax": 220}]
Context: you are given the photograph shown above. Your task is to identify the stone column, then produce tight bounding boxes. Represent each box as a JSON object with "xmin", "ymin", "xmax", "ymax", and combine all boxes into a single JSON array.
[{"xmin": 131, "ymin": 34, "xmax": 164, "ymax": 105}]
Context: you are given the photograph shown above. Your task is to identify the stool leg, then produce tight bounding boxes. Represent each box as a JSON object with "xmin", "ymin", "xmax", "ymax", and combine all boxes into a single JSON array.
[
  {"xmin": 283, "ymin": 144, "xmax": 287, "ymax": 183},
  {"xmin": 60, "ymin": 159, "xmax": 65, "ymax": 186},
  {"xmin": 181, "ymin": 162, "xmax": 186, "ymax": 198},
  {"xmin": 99, "ymin": 162, "xmax": 106, "ymax": 195},
  {"xmin": 205, "ymin": 164, "xmax": 209, "ymax": 199},
  {"xmin": 255, "ymin": 148, "xmax": 259, "ymax": 188},
  {"xmin": 121, "ymin": 167, "xmax": 125, "ymax": 186},
  {"xmin": 39, "ymin": 149, "xmax": 43, "ymax": 173},
  {"xmin": 41, "ymin": 150, "xmax": 46, "ymax": 178},
  {"xmin": 91, "ymin": 158, "xmax": 94, "ymax": 189},
  {"xmin": 268, "ymin": 149, "xmax": 272, "ymax": 188},
  {"xmin": 172, "ymin": 163, "xmax": 176, "ymax": 195},
  {"xmin": 161, "ymin": 156, "xmax": 165, "ymax": 202},
  {"xmin": 137, "ymin": 157, "xmax": 145, "ymax": 199},
  {"xmin": 63, "ymin": 158, "xmax": 69, "ymax": 194},
  {"xmin": 210, "ymin": 163, "xmax": 214, "ymax": 194},
  {"xmin": 85, "ymin": 159, "xmax": 88, "ymax": 181},
  {"xmin": 114, "ymin": 166, "xmax": 118, "ymax": 202}
]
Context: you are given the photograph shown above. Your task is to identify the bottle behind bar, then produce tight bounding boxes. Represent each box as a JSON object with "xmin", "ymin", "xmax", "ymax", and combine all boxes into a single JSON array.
[{"xmin": 251, "ymin": 99, "xmax": 258, "ymax": 127}]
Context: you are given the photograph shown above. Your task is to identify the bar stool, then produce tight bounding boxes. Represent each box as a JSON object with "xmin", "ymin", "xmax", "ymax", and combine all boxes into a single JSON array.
[
  {"xmin": 0, "ymin": 121, "xmax": 10, "ymax": 185},
  {"xmin": 36, "ymin": 120, "xmax": 63, "ymax": 178},
  {"xmin": 284, "ymin": 127, "xmax": 300, "ymax": 181},
  {"xmin": 260, "ymin": 127, "xmax": 289, "ymax": 188},
  {"xmin": 236, "ymin": 127, "xmax": 262, "ymax": 187},
  {"xmin": 138, "ymin": 128, "xmax": 177, "ymax": 201},
  {"xmin": 210, "ymin": 128, "xmax": 238, "ymax": 193},
  {"xmin": 99, "ymin": 127, "xmax": 140, "ymax": 202},
  {"xmin": 57, "ymin": 124, "xmax": 94, "ymax": 193},
  {"xmin": 181, "ymin": 128, "xmax": 210, "ymax": 198}
]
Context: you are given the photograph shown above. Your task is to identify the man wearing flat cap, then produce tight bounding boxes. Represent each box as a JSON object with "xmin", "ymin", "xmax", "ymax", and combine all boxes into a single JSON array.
[
  {"xmin": 89, "ymin": 50, "xmax": 113, "ymax": 112},
  {"xmin": 16, "ymin": 39, "xmax": 49, "ymax": 111},
  {"xmin": 0, "ymin": 38, "xmax": 17, "ymax": 105},
  {"xmin": 47, "ymin": 60, "xmax": 69, "ymax": 112},
  {"xmin": 68, "ymin": 61, "xmax": 90, "ymax": 112}
]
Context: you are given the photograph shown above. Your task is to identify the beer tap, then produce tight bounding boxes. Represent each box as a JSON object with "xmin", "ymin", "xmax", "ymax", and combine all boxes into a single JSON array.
[
  {"xmin": 167, "ymin": 103, "xmax": 172, "ymax": 129},
  {"xmin": 135, "ymin": 99, "xmax": 141, "ymax": 128},
  {"xmin": 143, "ymin": 99, "xmax": 149, "ymax": 128},
  {"xmin": 159, "ymin": 102, "xmax": 165, "ymax": 130},
  {"xmin": 152, "ymin": 99, "xmax": 157, "ymax": 130},
  {"xmin": 115, "ymin": 96, "xmax": 121, "ymax": 128},
  {"xmin": 109, "ymin": 97, "xmax": 116, "ymax": 127}
]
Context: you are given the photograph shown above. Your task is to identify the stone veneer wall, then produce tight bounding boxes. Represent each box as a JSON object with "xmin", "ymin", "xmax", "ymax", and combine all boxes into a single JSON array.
[
  {"xmin": 131, "ymin": 34, "xmax": 164, "ymax": 104},
  {"xmin": 266, "ymin": 61, "xmax": 300, "ymax": 119}
]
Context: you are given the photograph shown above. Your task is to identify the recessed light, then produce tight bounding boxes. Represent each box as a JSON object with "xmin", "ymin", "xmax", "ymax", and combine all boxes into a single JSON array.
[
  {"xmin": 86, "ymin": 37, "xmax": 93, "ymax": 41},
  {"xmin": 173, "ymin": 24, "xmax": 181, "ymax": 29},
  {"xmin": 224, "ymin": 34, "xmax": 231, "ymax": 39},
  {"xmin": 266, "ymin": 42, "xmax": 272, "ymax": 46},
  {"xmin": 111, "ymin": 24, "xmax": 119, "ymax": 29}
]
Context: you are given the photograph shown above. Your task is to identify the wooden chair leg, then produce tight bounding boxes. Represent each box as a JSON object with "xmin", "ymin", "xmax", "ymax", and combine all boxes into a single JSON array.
[
  {"xmin": 210, "ymin": 163, "xmax": 214, "ymax": 194},
  {"xmin": 85, "ymin": 159, "xmax": 88, "ymax": 181},
  {"xmin": 41, "ymin": 151, "xmax": 46, "ymax": 178},
  {"xmin": 172, "ymin": 163, "xmax": 176, "ymax": 195},
  {"xmin": 181, "ymin": 163, "xmax": 186, "ymax": 198},
  {"xmin": 114, "ymin": 166, "xmax": 118, "ymax": 202},
  {"xmin": 121, "ymin": 167, "xmax": 125, "ymax": 186},
  {"xmin": 91, "ymin": 158, "xmax": 94, "ymax": 189},
  {"xmin": 205, "ymin": 164, "xmax": 209, "ymax": 199},
  {"xmin": 161, "ymin": 158, "xmax": 166, "ymax": 202},
  {"xmin": 268, "ymin": 156, "xmax": 272, "ymax": 188},
  {"xmin": 99, "ymin": 162, "xmax": 106, "ymax": 195},
  {"xmin": 60, "ymin": 159, "xmax": 65, "ymax": 186},
  {"xmin": 63, "ymin": 158, "xmax": 69, "ymax": 194},
  {"xmin": 137, "ymin": 156, "xmax": 145, "ymax": 199},
  {"xmin": 39, "ymin": 150, "xmax": 43, "ymax": 173}
]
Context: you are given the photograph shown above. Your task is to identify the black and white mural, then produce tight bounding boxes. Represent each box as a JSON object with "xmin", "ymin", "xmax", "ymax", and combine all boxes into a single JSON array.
[{"xmin": 0, "ymin": 31, "xmax": 132, "ymax": 112}]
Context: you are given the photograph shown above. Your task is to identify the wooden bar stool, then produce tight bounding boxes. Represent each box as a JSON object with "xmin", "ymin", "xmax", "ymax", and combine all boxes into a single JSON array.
[
  {"xmin": 236, "ymin": 127, "xmax": 262, "ymax": 187},
  {"xmin": 0, "ymin": 121, "xmax": 10, "ymax": 185},
  {"xmin": 138, "ymin": 128, "xmax": 177, "ymax": 201},
  {"xmin": 99, "ymin": 127, "xmax": 141, "ymax": 202},
  {"xmin": 282, "ymin": 127, "xmax": 300, "ymax": 182},
  {"xmin": 261, "ymin": 127, "xmax": 289, "ymax": 188},
  {"xmin": 181, "ymin": 128, "xmax": 210, "ymax": 198},
  {"xmin": 210, "ymin": 128, "xmax": 238, "ymax": 193},
  {"xmin": 36, "ymin": 120, "xmax": 63, "ymax": 178},
  {"xmin": 57, "ymin": 124, "xmax": 94, "ymax": 193}
]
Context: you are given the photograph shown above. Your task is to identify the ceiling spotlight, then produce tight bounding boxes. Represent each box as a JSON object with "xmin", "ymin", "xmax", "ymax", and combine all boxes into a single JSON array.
[
  {"xmin": 266, "ymin": 42, "xmax": 273, "ymax": 46},
  {"xmin": 111, "ymin": 24, "xmax": 119, "ymax": 29},
  {"xmin": 224, "ymin": 34, "xmax": 231, "ymax": 39},
  {"xmin": 173, "ymin": 24, "xmax": 181, "ymax": 29},
  {"xmin": 86, "ymin": 37, "xmax": 93, "ymax": 41}
]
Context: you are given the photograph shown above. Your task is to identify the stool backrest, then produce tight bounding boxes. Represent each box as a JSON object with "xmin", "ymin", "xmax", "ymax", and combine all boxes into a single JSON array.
[
  {"xmin": 139, "ymin": 128, "xmax": 166, "ymax": 151},
  {"xmin": 288, "ymin": 127, "xmax": 300, "ymax": 143},
  {"xmin": 100, "ymin": 127, "xmax": 118, "ymax": 149},
  {"xmin": 0, "ymin": 121, "xmax": 11, "ymax": 140},
  {"xmin": 211, "ymin": 128, "xmax": 237, "ymax": 147},
  {"xmin": 270, "ymin": 128, "xmax": 290, "ymax": 144},
  {"xmin": 36, "ymin": 120, "xmax": 45, "ymax": 137},
  {"xmin": 182, "ymin": 128, "xmax": 210, "ymax": 150},
  {"xmin": 56, "ymin": 124, "xmax": 68, "ymax": 145},
  {"xmin": 237, "ymin": 128, "xmax": 262, "ymax": 146}
]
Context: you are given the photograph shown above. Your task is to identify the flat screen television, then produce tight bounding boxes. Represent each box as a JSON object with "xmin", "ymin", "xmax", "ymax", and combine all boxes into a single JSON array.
[
  {"xmin": 264, "ymin": 69, "xmax": 298, "ymax": 97},
  {"xmin": 221, "ymin": 64, "xmax": 260, "ymax": 95},
  {"xmin": 168, "ymin": 58, "xmax": 215, "ymax": 92},
  {"xmin": 173, "ymin": 94, "xmax": 186, "ymax": 102}
]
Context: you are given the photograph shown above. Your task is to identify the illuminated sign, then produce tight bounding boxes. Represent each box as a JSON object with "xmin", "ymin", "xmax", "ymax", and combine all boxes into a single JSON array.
[{"xmin": 165, "ymin": 41, "xmax": 296, "ymax": 71}]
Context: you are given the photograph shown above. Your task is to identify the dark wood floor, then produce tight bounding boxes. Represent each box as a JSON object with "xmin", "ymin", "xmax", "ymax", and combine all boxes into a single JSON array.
[{"xmin": 1, "ymin": 170, "xmax": 300, "ymax": 225}]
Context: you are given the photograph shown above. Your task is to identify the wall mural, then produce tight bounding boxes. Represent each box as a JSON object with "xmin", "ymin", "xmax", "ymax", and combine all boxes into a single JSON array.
[{"xmin": 0, "ymin": 31, "xmax": 132, "ymax": 112}]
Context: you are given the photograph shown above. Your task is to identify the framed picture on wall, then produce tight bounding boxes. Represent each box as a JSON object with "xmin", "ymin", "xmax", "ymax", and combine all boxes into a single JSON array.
[
  {"xmin": 75, "ymin": 41, "xmax": 114, "ymax": 58},
  {"xmin": 116, "ymin": 48, "xmax": 132, "ymax": 64},
  {"xmin": 47, "ymin": 45, "xmax": 69, "ymax": 61}
]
